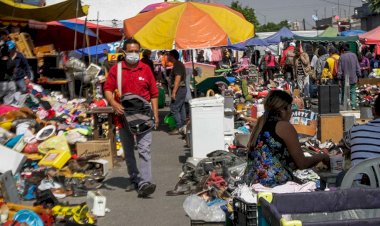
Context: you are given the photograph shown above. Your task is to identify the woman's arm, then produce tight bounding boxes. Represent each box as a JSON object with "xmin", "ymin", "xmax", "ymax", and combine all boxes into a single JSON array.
[{"xmin": 276, "ymin": 121, "xmax": 329, "ymax": 169}]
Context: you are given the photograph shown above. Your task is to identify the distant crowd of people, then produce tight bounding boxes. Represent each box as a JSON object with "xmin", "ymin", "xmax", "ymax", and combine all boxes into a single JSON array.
[{"xmin": 254, "ymin": 41, "xmax": 379, "ymax": 110}]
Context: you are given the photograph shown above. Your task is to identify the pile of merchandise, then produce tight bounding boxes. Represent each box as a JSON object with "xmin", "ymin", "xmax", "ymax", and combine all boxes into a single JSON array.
[{"xmin": 0, "ymin": 82, "xmax": 115, "ymax": 225}]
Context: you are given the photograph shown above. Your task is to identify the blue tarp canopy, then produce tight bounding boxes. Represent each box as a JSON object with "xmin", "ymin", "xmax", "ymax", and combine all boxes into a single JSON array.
[
  {"xmin": 75, "ymin": 42, "xmax": 121, "ymax": 56},
  {"xmin": 246, "ymin": 38, "xmax": 269, "ymax": 46},
  {"xmin": 264, "ymin": 27, "xmax": 295, "ymax": 45},
  {"xmin": 228, "ymin": 37, "xmax": 269, "ymax": 50},
  {"xmin": 58, "ymin": 20, "xmax": 97, "ymax": 37},
  {"xmin": 340, "ymin": 30, "xmax": 366, "ymax": 37}
]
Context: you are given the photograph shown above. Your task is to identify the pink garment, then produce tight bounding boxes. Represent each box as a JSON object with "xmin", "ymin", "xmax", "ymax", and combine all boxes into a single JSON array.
[
  {"xmin": 265, "ymin": 55, "xmax": 276, "ymax": 67},
  {"xmin": 251, "ymin": 181, "xmax": 316, "ymax": 193},
  {"xmin": 211, "ymin": 48, "xmax": 222, "ymax": 62},
  {"xmin": 0, "ymin": 105, "xmax": 19, "ymax": 116},
  {"xmin": 239, "ymin": 57, "xmax": 250, "ymax": 68}
]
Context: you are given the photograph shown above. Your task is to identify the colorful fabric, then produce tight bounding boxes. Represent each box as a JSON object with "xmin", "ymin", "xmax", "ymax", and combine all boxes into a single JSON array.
[{"xmin": 245, "ymin": 120, "xmax": 296, "ymax": 187}]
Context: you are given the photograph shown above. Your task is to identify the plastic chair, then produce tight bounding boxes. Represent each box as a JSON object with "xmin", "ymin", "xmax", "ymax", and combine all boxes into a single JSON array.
[{"xmin": 340, "ymin": 157, "xmax": 380, "ymax": 189}]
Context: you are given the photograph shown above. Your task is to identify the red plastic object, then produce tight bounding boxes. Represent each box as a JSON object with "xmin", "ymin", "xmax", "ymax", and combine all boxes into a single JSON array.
[
  {"xmin": 251, "ymin": 105, "xmax": 257, "ymax": 119},
  {"xmin": 206, "ymin": 171, "xmax": 227, "ymax": 188},
  {"xmin": 40, "ymin": 212, "xmax": 55, "ymax": 226}
]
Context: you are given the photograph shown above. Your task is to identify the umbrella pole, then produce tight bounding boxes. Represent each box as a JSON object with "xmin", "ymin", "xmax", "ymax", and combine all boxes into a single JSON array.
[
  {"xmin": 191, "ymin": 50, "xmax": 197, "ymax": 98},
  {"xmin": 95, "ymin": 11, "xmax": 100, "ymax": 65},
  {"xmin": 73, "ymin": 0, "xmax": 79, "ymax": 50}
]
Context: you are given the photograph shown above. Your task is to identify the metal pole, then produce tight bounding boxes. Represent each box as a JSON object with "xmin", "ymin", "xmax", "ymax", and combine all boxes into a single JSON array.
[
  {"xmin": 73, "ymin": 0, "xmax": 79, "ymax": 50},
  {"xmin": 191, "ymin": 50, "xmax": 197, "ymax": 98},
  {"xmin": 95, "ymin": 11, "xmax": 100, "ymax": 65}
]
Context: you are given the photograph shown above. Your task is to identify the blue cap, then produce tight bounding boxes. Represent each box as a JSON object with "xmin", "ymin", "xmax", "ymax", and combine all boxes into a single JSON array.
[{"xmin": 6, "ymin": 40, "xmax": 15, "ymax": 50}]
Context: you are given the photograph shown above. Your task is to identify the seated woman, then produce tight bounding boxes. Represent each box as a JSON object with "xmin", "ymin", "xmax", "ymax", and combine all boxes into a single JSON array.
[{"xmin": 245, "ymin": 90, "xmax": 329, "ymax": 187}]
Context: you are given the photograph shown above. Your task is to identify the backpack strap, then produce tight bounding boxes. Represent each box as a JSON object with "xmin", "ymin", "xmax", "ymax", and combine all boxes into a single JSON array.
[{"xmin": 117, "ymin": 62, "xmax": 122, "ymax": 95}]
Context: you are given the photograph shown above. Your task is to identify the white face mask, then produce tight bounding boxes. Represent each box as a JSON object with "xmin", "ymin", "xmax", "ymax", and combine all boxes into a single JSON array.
[{"xmin": 125, "ymin": 52, "xmax": 140, "ymax": 64}]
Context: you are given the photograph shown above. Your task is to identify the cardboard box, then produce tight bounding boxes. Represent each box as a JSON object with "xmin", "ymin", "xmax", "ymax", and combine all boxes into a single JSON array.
[{"xmin": 76, "ymin": 140, "xmax": 114, "ymax": 168}]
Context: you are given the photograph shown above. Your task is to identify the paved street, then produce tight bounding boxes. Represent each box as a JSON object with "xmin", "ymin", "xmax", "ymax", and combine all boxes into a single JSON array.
[{"xmin": 97, "ymin": 109, "xmax": 190, "ymax": 226}]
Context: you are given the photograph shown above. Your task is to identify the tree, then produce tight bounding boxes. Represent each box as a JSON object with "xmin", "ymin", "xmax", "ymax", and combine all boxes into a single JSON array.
[
  {"xmin": 369, "ymin": 0, "xmax": 380, "ymax": 13},
  {"xmin": 230, "ymin": 1, "xmax": 260, "ymax": 29},
  {"xmin": 230, "ymin": 1, "xmax": 291, "ymax": 32},
  {"xmin": 256, "ymin": 20, "xmax": 290, "ymax": 32}
]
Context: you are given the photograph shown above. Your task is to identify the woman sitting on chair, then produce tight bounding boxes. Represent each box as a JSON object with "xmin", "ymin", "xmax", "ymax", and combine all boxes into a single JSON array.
[{"xmin": 245, "ymin": 90, "xmax": 329, "ymax": 187}]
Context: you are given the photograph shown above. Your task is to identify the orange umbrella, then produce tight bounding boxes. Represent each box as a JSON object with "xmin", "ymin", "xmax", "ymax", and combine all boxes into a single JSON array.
[{"xmin": 124, "ymin": 2, "xmax": 254, "ymax": 49}]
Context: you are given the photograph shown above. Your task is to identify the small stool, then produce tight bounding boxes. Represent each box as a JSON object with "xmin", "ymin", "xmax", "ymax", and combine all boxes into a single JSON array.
[{"xmin": 87, "ymin": 107, "xmax": 116, "ymax": 165}]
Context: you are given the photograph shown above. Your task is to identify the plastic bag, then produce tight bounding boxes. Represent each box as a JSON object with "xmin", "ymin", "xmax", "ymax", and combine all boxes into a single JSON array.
[
  {"xmin": 183, "ymin": 195, "xmax": 226, "ymax": 222},
  {"xmin": 38, "ymin": 135, "xmax": 70, "ymax": 155}
]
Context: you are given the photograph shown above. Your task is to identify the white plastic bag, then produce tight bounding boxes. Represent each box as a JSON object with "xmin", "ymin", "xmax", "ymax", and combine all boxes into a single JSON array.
[{"xmin": 183, "ymin": 195, "xmax": 226, "ymax": 222}]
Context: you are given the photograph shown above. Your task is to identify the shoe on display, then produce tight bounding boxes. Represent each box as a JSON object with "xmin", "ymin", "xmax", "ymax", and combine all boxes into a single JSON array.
[{"xmin": 137, "ymin": 183, "xmax": 156, "ymax": 197}]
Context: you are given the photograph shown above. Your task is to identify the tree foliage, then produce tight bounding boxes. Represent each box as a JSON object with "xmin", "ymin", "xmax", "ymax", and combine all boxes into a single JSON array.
[
  {"xmin": 230, "ymin": 1, "xmax": 290, "ymax": 32},
  {"xmin": 369, "ymin": 0, "xmax": 380, "ymax": 13},
  {"xmin": 258, "ymin": 20, "xmax": 291, "ymax": 32},
  {"xmin": 230, "ymin": 1, "xmax": 260, "ymax": 29}
]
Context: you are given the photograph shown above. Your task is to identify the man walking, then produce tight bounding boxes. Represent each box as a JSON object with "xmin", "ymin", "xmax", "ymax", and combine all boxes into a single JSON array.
[
  {"xmin": 104, "ymin": 39, "xmax": 159, "ymax": 197},
  {"xmin": 338, "ymin": 44, "xmax": 361, "ymax": 110},
  {"xmin": 168, "ymin": 50, "xmax": 187, "ymax": 135}
]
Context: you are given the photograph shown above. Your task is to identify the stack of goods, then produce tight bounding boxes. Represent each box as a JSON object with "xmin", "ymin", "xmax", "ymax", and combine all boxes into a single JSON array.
[{"xmin": 0, "ymin": 84, "xmax": 116, "ymax": 225}]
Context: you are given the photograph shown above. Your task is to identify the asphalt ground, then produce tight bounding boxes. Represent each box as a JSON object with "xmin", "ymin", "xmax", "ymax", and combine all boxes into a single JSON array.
[{"xmin": 96, "ymin": 109, "xmax": 190, "ymax": 226}]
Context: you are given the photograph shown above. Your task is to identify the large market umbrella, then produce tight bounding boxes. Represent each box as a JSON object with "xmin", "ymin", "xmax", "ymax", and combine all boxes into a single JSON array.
[{"xmin": 123, "ymin": 2, "xmax": 254, "ymax": 50}]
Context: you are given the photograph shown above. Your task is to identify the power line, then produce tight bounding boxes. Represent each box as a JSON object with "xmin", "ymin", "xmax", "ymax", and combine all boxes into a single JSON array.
[{"xmin": 318, "ymin": 0, "xmax": 360, "ymax": 8}]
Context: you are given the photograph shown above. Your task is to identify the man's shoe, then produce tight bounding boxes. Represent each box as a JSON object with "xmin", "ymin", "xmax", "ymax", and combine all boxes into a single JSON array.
[
  {"xmin": 168, "ymin": 129, "xmax": 179, "ymax": 135},
  {"xmin": 125, "ymin": 183, "xmax": 138, "ymax": 192},
  {"xmin": 138, "ymin": 183, "xmax": 156, "ymax": 197}
]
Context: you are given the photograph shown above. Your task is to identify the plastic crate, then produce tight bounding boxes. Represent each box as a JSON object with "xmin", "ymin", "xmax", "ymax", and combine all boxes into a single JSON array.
[
  {"xmin": 190, "ymin": 220, "xmax": 225, "ymax": 226},
  {"xmin": 233, "ymin": 197, "xmax": 258, "ymax": 226}
]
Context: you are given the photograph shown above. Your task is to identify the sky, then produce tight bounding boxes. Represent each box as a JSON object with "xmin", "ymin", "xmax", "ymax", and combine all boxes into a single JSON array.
[
  {"xmin": 46, "ymin": 0, "xmax": 365, "ymax": 29},
  {"xmin": 214, "ymin": 0, "xmax": 364, "ymax": 28}
]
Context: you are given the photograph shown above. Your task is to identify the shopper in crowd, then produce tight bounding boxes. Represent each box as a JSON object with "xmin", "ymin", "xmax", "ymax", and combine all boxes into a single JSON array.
[
  {"xmin": 346, "ymin": 96, "xmax": 380, "ymax": 166},
  {"xmin": 338, "ymin": 44, "xmax": 361, "ymax": 110},
  {"xmin": 237, "ymin": 51, "xmax": 250, "ymax": 71},
  {"xmin": 141, "ymin": 49, "xmax": 155, "ymax": 79},
  {"xmin": 168, "ymin": 49, "xmax": 187, "ymax": 135},
  {"xmin": 0, "ymin": 39, "xmax": 15, "ymax": 102},
  {"xmin": 101, "ymin": 48, "xmax": 112, "ymax": 73},
  {"xmin": 104, "ymin": 39, "xmax": 158, "ymax": 198},
  {"xmin": 281, "ymin": 42, "xmax": 296, "ymax": 80},
  {"xmin": 324, "ymin": 47, "xmax": 340, "ymax": 83},
  {"xmin": 6, "ymin": 40, "xmax": 31, "ymax": 93},
  {"xmin": 251, "ymin": 50, "xmax": 260, "ymax": 67},
  {"xmin": 196, "ymin": 50, "xmax": 205, "ymax": 63},
  {"xmin": 220, "ymin": 48, "xmax": 232, "ymax": 68},
  {"xmin": 245, "ymin": 90, "xmax": 329, "ymax": 187},
  {"xmin": 315, "ymin": 45, "xmax": 329, "ymax": 80},
  {"xmin": 294, "ymin": 44, "xmax": 313, "ymax": 97},
  {"xmin": 370, "ymin": 54, "xmax": 380, "ymax": 71},
  {"xmin": 260, "ymin": 48, "xmax": 276, "ymax": 85},
  {"xmin": 358, "ymin": 53, "xmax": 370, "ymax": 78},
  {"xmin": 310, "ymin": 48, "xmax": 319, "ymax": 71}
]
